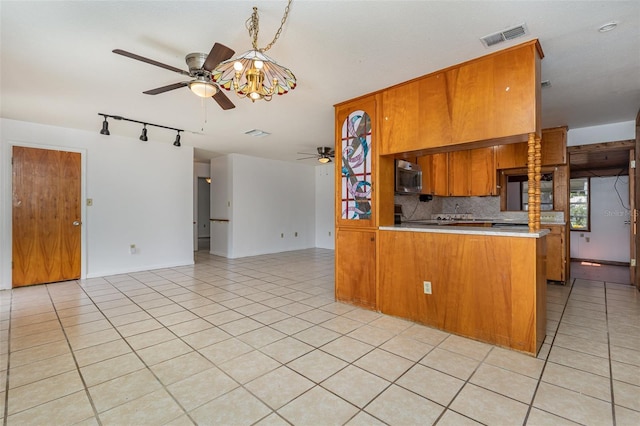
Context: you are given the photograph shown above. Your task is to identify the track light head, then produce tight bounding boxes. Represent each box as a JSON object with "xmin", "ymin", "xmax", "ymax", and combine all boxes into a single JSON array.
[
  {"xmin": 100, "ymin": 118, "xmax": 110, "ymax": 135},
  {"xmin": 139, "ymin": 125, "xmax": 148, "ymax": 141},
  {"xmin": 173, "ymin": 132, "xmax": 181, "ymax": 147}
]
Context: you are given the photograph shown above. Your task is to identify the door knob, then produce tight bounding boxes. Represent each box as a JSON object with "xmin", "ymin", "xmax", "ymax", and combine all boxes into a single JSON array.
[{"xmin": 72, "ymin": 221, "xmax": 81, "ymax": 226}]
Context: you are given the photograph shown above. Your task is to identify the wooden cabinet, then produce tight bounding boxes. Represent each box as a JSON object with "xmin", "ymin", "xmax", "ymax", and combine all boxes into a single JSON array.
[
  {"xmin": 419, "ymin": 147, "xmax": 496, "ymax": 196},
  {"xmin": 470, "ymin": 147, "xmax": 497, "ymax": 195},
  {"xmin": 540, "ymin": 127, "xmax": 567, "ymax": 165},
  {"xmin": 335, "ymin": 94, "xmax": 387, "ymax": 310},
  {"xmin": 335, "ymin": 229, "xmax": 377, "ymax": 309},
  {"xmin": 335, "ymin": 96, "xmax": 378, "ymax": 229},
  {"xmin": 378, "ymin": 230, "xmax": 546, "ymax": 355},
  {"xmin": 381, "ymin": 74, "xmax": 452, "ymax": 154},
  {"xmin": 495, "ymin": 143, "xmax": 528, "ymax": 169},
  {"xmin": 380, "ymin": 40, "xmax": 542, "ymax": 155},
  {"xmin": 495, "ymin": 127, "xmax": 567, "ymax": 169},
  {"xmin": 448, "ymin": 150, "xmax": 471, "ymax": 196},
  {"xmin": 545, "ymin": 224, "xmax": 568, "ymax": 282},
  {"xmin": 419, "ymin": 153, "xmax": 448, "ymax": 195}
]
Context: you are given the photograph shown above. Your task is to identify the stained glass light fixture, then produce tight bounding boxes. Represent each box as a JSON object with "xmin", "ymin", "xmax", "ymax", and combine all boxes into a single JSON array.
[{"xmin": 213, "ymin": 0, "xmax": 296, "ymax": 102}]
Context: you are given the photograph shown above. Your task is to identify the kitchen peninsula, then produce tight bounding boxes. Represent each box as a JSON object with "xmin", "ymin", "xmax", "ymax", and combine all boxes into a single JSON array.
[{"xmin": 334, "ymin": 40, "xmax": 548, "ymax": 355}]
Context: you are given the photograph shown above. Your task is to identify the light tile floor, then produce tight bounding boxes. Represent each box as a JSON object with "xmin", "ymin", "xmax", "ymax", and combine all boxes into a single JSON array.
[{"xmin": 1, "ymin": 249, "xmax": 639, "ymax": 425}]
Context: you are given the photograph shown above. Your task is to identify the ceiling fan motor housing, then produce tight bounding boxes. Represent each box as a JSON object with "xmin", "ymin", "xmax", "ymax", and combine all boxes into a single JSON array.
[{"xmin": 186, "ymin": 53, "xmax": 208, "ymax": 76}]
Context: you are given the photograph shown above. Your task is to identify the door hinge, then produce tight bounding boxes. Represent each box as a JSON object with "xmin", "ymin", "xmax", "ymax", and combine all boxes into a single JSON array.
[
  {"xmin": 631, "ymin": 259, "xmax": 637, "ymax": 267},
  {"xmin": 631, "ymin": 160, "xmax": 636, "ymax": 169}
]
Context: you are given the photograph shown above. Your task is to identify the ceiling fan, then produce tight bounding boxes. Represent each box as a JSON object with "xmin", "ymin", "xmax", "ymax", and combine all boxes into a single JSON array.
[
  {"xmin": 297, "ymin": 147, "xmax": 335, "ymax": 163},
  {"xmin": 113, "ymin": 42, "xmax": 236, "ymax": 110}
]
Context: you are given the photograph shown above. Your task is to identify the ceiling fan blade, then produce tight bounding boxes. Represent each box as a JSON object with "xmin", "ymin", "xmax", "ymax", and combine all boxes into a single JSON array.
[
  {"xmin": 203, "ymin": 43, "xmax": 235, "ymax": 71},
  {"xmin": 143, "ymin": 82, "xmax": 188, "ymax": 95},
  {"xmin": 113, "ymin": 49, "xmax": 190, "ymax": 76},
  {"xmin": 212, "ymin": 89, "xmax": 235, "ymax": 110},
  {"xmin": 297, "ymin": 156, "xmax": 317, "ymax": 160}
]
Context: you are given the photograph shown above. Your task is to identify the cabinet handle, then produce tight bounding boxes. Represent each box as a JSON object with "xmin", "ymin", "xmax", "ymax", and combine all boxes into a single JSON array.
[{"xmin": 370, "ymin": 237, "xmax": 375, "ymax": 242}]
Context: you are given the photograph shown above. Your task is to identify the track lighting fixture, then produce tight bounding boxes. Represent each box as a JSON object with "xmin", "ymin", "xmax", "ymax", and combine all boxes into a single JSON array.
[
  {"xmin": 100, "ymin": 115, "xmax": 110, "ymax": 135},
  {"xmin": 139, "ymin": 125, "xmax": 148, "ymax": 141},
  {"xmin": 98, "ymin": 113, "xmax": 183, "ymax": 146}
]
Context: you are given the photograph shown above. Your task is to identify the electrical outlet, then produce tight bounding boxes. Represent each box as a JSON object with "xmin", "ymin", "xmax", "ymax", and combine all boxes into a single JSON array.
[
  {"xmin": 280, "ymin": 233, "xmax": 284, "ymax": 238},
  {"xmin": 328, "ymin": 231, "xmax": 331, "ymax": 236},
  {"xmin": 130, "ymin": 244, "xmax": 136, "ymax": 254},
  {"xmin": 423, "ymin": 281, "xmax": 432, "ymax": 294},
  {"xmin": 295, "ymin": 232, "xmax": 298, "ymax": 237}
]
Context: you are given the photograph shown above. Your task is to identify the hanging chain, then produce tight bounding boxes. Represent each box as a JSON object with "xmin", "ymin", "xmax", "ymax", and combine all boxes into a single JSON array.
[{"xmin": 245, "ymin": 0, "xmax": 292, "ymax": 52}]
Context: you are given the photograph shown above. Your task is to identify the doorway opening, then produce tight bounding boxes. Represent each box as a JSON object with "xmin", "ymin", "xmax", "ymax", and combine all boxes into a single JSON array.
[{"xmin": 197, "ymin": 177, "xmax": 211, "ymax": 252}]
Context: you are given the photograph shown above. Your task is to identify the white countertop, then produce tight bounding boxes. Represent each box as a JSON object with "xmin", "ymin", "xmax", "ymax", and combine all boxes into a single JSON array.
[{"xmin": 380, "ymin": 224, "xmax": 550, "ymax": 238}]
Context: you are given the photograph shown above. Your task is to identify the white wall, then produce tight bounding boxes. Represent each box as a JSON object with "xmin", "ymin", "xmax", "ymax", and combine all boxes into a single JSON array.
[
  {"xmin": 570, "ymin": 176, "xmax": 631, "ymax": 263},
  {"xmin": 209, "ymin": 156, "xmax": 231, "ymax": 257},
  {"xmin": 567, "ymin": 120, "xmax": 635, "ymax": 146},
  {"xmin": 1, "ymin": 118, "xmax": 194, "ymax": 289},
  {"xmin": 315, "ymin": 164, "xmax": 335, "ymax": 249},
  {"xmin": 231, "ymin": 154, "xmax": 316, "ymax": 258}
]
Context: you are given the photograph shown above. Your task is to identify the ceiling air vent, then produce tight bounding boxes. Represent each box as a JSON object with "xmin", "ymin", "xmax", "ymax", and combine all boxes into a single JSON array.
[{"xmin": 480, "ymin": 23, "xmax": 528, "ymax": 48}]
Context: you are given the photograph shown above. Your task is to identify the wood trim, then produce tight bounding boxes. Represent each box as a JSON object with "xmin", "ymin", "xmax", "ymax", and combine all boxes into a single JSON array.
[{"xmin": 567, "ymin": 140, "xmax": 635, "ymax": 154}]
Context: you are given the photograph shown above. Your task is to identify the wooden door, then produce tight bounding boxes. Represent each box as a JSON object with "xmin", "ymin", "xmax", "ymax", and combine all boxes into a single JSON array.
[{"xmin": 12, "ymin": 146, "xmax": 81, "ymax": 287}]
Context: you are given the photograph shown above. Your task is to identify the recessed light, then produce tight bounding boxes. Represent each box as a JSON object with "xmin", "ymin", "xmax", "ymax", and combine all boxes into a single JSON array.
[{"xmin": 598, "ymin": 22, "xmax": 618, "ymax": 33}]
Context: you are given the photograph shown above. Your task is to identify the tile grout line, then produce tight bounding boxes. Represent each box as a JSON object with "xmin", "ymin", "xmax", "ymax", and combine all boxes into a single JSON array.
[
  {"xmin": 522, "ymin": 278, "xmax": 575, "ymax": 425},
  {"xmin": 2, "ymin": 291, "xmax": 13, "ymax": 426},
  {"xmin": 604, "ymin": 281, "xmax": 617, "ymax": 426},
  {"xmin": 44, "ymin": 282, "xmax": 103, "ymax": 426}
]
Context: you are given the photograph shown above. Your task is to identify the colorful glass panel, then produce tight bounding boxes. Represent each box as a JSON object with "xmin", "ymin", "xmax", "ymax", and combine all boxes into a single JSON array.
[{"xmin": 341, "ymin": 111, "xmax": 372, "ymax": 220}]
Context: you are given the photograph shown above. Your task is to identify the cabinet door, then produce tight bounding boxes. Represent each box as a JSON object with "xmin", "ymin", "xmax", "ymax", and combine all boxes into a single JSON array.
[
  {"xmin": 495, "ymin": 143, "xmax": 528, "ymax": 169},
  {"xmin": 541, "ymin": 127, "xmax": 567, "ymax": 165},
  {"xmin": 381, "ymin": 80, "xmax": 420, "ymax": 155},
  {"xmin": 470, "ymin": 147, "xmax": 496, "ymax": 196},
  {"xmin": 335, "ymin": 96, "xmax": 377, "ymax": 228},
  {"xmin": 335, "ymin": 229, "xmax": 376, "ymax": 309},
  {"xmin": 448, "ymin": 150, "xmax": 471, "ymax": 196},
  {"xmin": 418, "ymin": 153, "xmax": 448, "ymax": 196},
  {"xmin": 545, "ymin": 225, "xmax": 565, "ymax": 282}
]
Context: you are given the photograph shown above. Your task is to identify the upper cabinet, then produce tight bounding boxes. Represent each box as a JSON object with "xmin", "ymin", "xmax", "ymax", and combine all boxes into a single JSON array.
[
  {"xmin": 421, "ymin": 147, "xmax": 496, "ymax": 196},
  {"xmin": 381, "ymin": 74, "xmax": 453, "ymax": 154},
  {"xmin": 380, "ymin": 40, "xmax": 543, "ymax": 155},
  {"xmin": 495, "ymin": 126, "xmax": 567, "ymax": 169}
]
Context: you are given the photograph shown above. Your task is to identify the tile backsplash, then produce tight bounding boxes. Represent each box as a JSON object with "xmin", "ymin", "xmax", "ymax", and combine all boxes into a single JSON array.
[{"xmin": 394, "ymin": 195, "xmax": 564, "ymax": 223}]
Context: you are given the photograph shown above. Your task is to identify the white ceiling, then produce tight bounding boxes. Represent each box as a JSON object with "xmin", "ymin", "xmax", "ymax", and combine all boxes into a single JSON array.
[{"xmin": 2, "ymin": 1, "xmax": 639, "ymax": 164}]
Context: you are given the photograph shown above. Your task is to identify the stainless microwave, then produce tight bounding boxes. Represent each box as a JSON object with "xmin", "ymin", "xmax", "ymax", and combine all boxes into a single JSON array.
[{"xmin": 395, "ymin": 159, "xmax": 422, "ymax": 194}]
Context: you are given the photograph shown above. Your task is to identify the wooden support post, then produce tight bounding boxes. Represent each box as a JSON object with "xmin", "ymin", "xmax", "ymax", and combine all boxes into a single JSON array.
[
  {"xmin": 534, "ymin": 135, "xmax": 542, "ymax": 231},
  {"xmin": 528, "ymin": 133, "xmax": 536, "ymax": 231}
]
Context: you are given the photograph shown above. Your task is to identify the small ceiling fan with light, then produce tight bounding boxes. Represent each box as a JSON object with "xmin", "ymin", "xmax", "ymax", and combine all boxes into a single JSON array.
[
  {"xmin": 297, "ymin": 147, "xmax": 335, "ymax": 163},
  {"xmin": 112, "ymin": 42, "xmax": 236, "ymax": 110}
]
